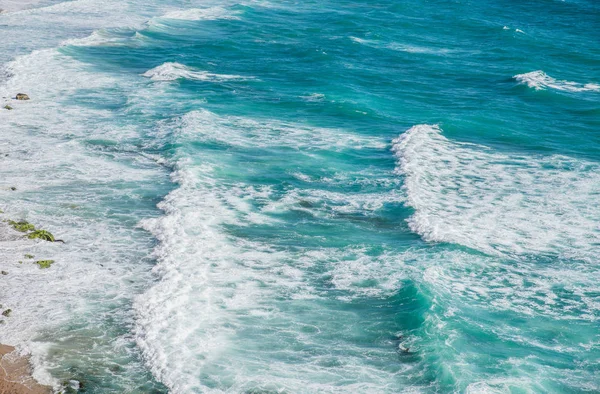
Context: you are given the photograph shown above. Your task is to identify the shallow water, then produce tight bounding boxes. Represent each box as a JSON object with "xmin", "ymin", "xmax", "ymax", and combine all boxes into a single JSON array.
[{"xmin": 0, "ymin": 0, "xmax": 599, "ymax": 393}]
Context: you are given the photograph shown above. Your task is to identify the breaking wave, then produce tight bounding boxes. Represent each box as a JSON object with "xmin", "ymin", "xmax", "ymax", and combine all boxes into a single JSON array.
[
  {"xmin": 514, "ymin": 70, "xmax": 600, "ymax": 92},
  {"xmin": 142, "ymin": 62, "xmax": 253, "ymax": 82},
  {"xmin": 392, "ymin": 124, "xmax": 600, "ymax": 260}
]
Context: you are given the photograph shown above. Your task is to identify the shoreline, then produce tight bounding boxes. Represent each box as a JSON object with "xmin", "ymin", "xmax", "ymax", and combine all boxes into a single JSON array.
[
  {"xmin": 0, "ymin": 218, "xmax": 54, "ymax": 393},
  {"xmin": 0, "ymin": 344, "xmax": 51, "ymax": 394}
]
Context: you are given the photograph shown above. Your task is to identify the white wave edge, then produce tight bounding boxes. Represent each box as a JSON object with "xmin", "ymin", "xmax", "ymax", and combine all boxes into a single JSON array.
[
  {"xmin": 514, "ymin": 70, "xmax": 600, "ymax": 92},
  {"xmin": 142, "ymin": 62, "xmax": 253, "ymax": 82},
  {"xmin": 160, "ymin": 6, "xmax": 241, "ymax": 21},
  {"xmin": 392, "ymin": 124, "xmax": 600, "ymax": 259}
]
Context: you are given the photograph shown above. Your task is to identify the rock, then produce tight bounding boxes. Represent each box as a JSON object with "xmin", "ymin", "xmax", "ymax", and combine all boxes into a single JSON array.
[
  {"xmin": 15, "ymin": 93, "xmax": 29, "ymax": 100},
  {"xmin": 35, "ymin": 260, "xmax": 55, "ymax": 269},
  {"xmin": 9, "ymin": 187, "xmax": 16, "ymax": 191},
  {"xmin": 3, "ymin": 105, "xmax": 13, "ymax": 110},
  {"xmin": 24, "ymin": 254, "xmax": 34, "ymax": 259},
  {"xmin": 2, "ymin": 309, "xmax": 11, "ymax": 317},
  {"xmin": 1, "ymin": 271, "xmax": 7, "ymax": 275},
  {"xmin": 7, "ymin": 220, "xmax": 35, "ymax": 233},
  {"xmin": 28, "ymin": 230, "xmax": 55, "ymax": 242},
  {"xmin": 298, "ymin": 200, "xmax": 314, "ymax": 208}
]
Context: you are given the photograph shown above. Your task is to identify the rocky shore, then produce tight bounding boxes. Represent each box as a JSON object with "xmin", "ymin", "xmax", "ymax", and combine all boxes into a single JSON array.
[{"xmin": 0, "ymin": 144, "xmax": 60, "ymax": 392}]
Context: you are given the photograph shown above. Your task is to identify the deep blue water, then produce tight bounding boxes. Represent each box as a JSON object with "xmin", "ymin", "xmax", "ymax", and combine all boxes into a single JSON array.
[{"xmin": 0, "ymin": 0, "xmax": 599, "ymax": 393}]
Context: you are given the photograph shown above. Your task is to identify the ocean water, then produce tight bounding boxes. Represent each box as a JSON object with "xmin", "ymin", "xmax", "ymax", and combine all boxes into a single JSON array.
[{"xmin": 0, "ymin": 0, "xmax": 599, "ymax": 393}]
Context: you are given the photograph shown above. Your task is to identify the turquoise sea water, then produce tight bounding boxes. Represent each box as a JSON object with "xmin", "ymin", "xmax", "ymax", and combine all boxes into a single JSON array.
[{"xmin": 0, "ymin": 0, "xmax": 599, "ymax": 393}]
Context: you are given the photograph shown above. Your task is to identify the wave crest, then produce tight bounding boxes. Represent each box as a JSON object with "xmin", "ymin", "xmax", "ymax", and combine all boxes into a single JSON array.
[
  {"xmin": 392, "ymin": 124, "xmax": 600, "ymax": 259},
  {"xmin": 142, "ymin": 62, "xmax": 253, "ymax": 82},
  {"xmin": 514, "ymin": 70, "xmax": 600, "ymax": 92},
  {"xmin": 161, "ymin": 7, "xmax": 241, "ymax": 21}
]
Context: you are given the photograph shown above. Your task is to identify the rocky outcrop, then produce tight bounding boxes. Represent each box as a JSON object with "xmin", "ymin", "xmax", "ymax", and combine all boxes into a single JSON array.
[{"xmin": 5, "ymin": 220, "xmax": 60, "ymax": 242}]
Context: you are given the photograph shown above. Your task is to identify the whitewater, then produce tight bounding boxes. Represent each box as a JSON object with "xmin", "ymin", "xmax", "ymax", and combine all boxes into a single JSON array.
[{"xmin": 1, "ymin": 0, "xmax": 599, "ymax": 393}]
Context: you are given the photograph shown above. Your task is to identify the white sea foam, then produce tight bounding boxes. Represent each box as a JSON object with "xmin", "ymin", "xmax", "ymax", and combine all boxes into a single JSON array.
[
  {"xmin": 323, "ymin": 248, "xmax": 408, "ymax": 298},
  {"xmin": 387, "ymin": 42, "xmax": 453, "ymax": 55},
  {"xmin": 63, "ymin": 28, "xmax": 145, "ymax": 47},
  {"xmin": 134, "ymin": 164, "xmax": 313, "ymax": 392},
  {"xmin": 0, "ymin": 28, "xmax": 173, "ymax": 390},
  {"xmin": 174, "ymin": 109, "xmax": 387, "ymax": 151},
  {"xmin": 392, "ymin": 124, "xmax": 600, "ymax": 259},
  {"xmin": 263, "ymin": 188, "xmax": 403, "ymax": 217},
  {"xmin": 416, "ymin": 245, "xmax": 600, "ymax": 393},
  {"xmin": 350, "ymin": 36, "xmax": 376, "ymax": 45},
  {"xmin": 514, "ymin": 70, "xmax": 600, "ymax": 92},
  {"xmin": 290, "ymin": 169, "xmax": 402, "ymax": 188},
  {"xmin": 161, "ymin": 6, "xmax": 241, "ymax": 21},
  {"xmin": 0, "ymin": 0, "xmax": 49, "ymax": 13},
  {"xmin": 134, "ymin": 170, "xmax": 416, "ymax": 392},
  {"xmin": 350, "ymin": 36, "xmax": 458, "ymax": 56},
  {"xmin": 142, "ymin": 62, "xmax": 253, "ymax": 82},
  {"xmin": 300, "ymin": 93, "xmax": 326, "ymax": 102},
  {"xmin": 502, "ymin": 26, "xmax": 524, "ymax": 33},
  {"xmin": 420, "ymin": 249, "xmax": 600, "ymax": 321},
  {"xmin": 133, "ymin": 110, "xmax": 414, "ymax": 393}
]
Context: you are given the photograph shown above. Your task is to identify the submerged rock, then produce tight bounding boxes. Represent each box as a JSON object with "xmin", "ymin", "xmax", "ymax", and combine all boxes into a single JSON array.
[
  {"xmin": 3, "ymin": 105, "xmax": 12, "ymax": 110},
  {"xmin": 1, "ymin": 271, "xmax": 7, "ymax": 275},
  {"xmin": 15, "ymin": 93, "xmax": 29, "ymax": 100},
  {"xmin": 1, "ymin": 309, "xmax": 11, "ymax": 317}
]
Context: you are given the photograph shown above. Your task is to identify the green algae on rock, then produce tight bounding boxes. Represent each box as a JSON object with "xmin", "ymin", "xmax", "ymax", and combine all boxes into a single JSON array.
[
  {"xmin": 35, "ymin": 260, "xmax": 55, "ymax": 269},
  {"xmin": 28, "ymin": 230, "xmax": 55, "ymax": 242},
  {"xmin": 2, "ymin": 309, "xmax": 11, "ymax": 317},
  {"xmin": 4, "ymin": 219, "xmax": 60, "ymax": 242},
  {"xmin": 7, "ymin": 220, "xmax": 35, "ymax": 233},
  {"xmin": 24, "ymin": 254, "xmax": 34, "ymax": 259}
]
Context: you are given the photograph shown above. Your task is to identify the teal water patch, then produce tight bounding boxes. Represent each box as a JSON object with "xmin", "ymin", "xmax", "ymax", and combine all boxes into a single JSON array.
[{"xmin": 1, "ymin": 0, "xmax": 599, "ymax": 392}]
